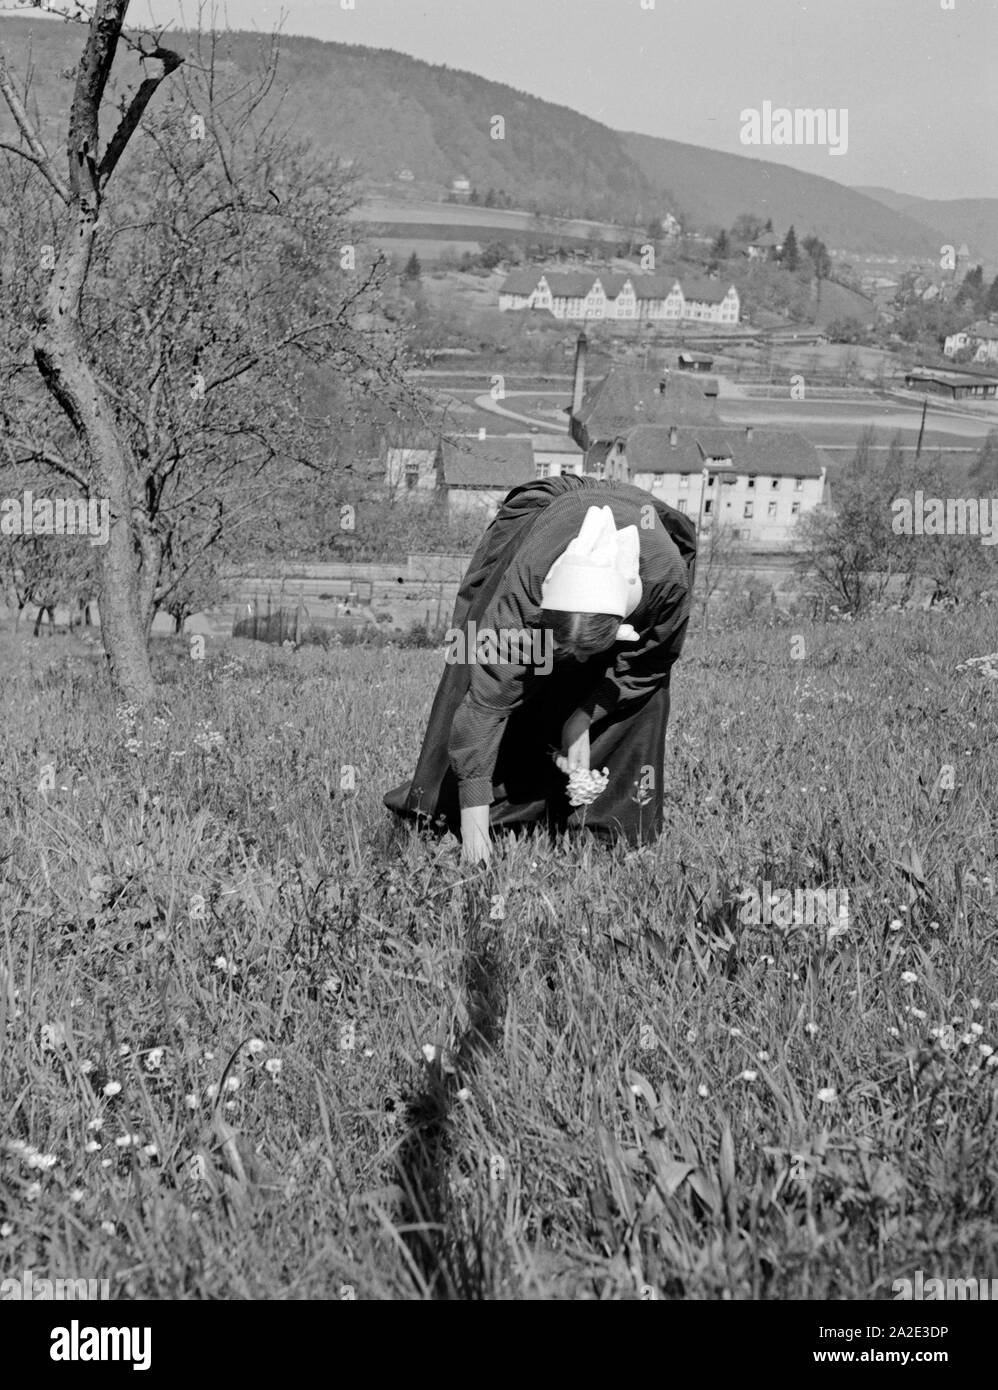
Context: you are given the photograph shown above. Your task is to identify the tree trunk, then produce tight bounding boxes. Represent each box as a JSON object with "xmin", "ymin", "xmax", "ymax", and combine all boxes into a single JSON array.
[{"xmin": 34, "ymin": 203, "xmax": 157, "ymax": 705}]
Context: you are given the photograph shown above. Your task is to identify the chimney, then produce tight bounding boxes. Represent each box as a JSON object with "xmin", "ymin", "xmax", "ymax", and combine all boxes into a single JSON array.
[
  {"xmin": 745, "ymin": 425, "xmax": 754, "ymax": 442},
  {"xmin": 669, "ymin": 426, "xmax": 678, "ymax": 448},
  {"xmin": 571, "ymin": 332, "xmax": 588, "ymax": 418}
]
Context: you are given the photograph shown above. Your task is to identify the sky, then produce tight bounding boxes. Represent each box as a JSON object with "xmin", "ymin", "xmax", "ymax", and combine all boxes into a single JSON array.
[{"xmin": 3, "ymin": 0, "xmax": 995, "ymax": 200}]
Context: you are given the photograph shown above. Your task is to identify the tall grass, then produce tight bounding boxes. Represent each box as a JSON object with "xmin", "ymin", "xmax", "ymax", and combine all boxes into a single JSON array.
[{"xmin": 1, "ymin": 610, "xmax": 995, "ymax": 1299}]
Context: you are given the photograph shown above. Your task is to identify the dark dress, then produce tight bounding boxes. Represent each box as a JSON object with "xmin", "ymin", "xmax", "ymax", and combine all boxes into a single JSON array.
[{"xmin": 384, "ymin": 474, "xmax": 696, "ymax": 846}]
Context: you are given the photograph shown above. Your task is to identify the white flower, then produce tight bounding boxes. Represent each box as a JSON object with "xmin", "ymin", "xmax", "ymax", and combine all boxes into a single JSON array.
[
  {"xmin": 102, "ymin": 1081, "xmax": 122, "ymax": 1097},
  {"xmin": 979, "ymin": 1044, "xmax": 994, "ymax": 1057},
  {"xmin": 213, "ymin": 955, "xmax": 228, "ymax": 971},
  {"xmin": 114, "ymin": 1135, "xmax": 132, "ymax": 1148},
  {"xmin": 145, "ymin": 1048, "xmax": 165, "ymax": 1071},
  {"xmin": 224, "ymin": 1076, "xmax": 240, "ymax": 1092},
  {"xmin": 79, "ymin": 1060, "xmax": 95, "ymax": 1075},
  {"xmin": 70, "ymin": 1189, "xmax": 84, "ymax": 1203},
  {"xmin": 100, "ymin": 1221, "xmax": 116, "ymax": 1235},
  {"xmin": 739, "ymin": 1069, "xmax": 758, "ymax": 1082},
  {"xmin": 246, "ymin": 1038, "xmax": 265, "ymax": 1056},
  {"xmin": 901, "ymin": 970, "xmax": 918, "ymax": 984},
  {"xmin": 142, "ymin": 1144, "xmax": 158, "ymax": 1159},
  {"xmin": 816, "ymin": 1087, "xmax": 836, "ymax": 1104},
  {"xmin": 456, "ymin": 1088, "xmax": 471, "ymax": 1102},
  {"xmin": 756, "ymin": 1051, "xmax": 769, "ymax": 1062},
  {"xmin": 909, "ymin": 1007, "xmax": 927, "ymax": 1020},
  {"xmin": 970, "ymin": 997, "xmax": 982, "ymax": 1010},
  {"xmin": 119, "ymin": 1043, "xmax": 130, "ymax": 1057},
  {"xmin": 84, "ymin": 1140, "xmax": 100, "ymax": 1153},
  {"xmin": 697, "ymin": 1083, "xmax": 709, "ymax": 1098},
  {"xmin": 184, "ymin": 1092, "xmax": 199, "ymax": 1110},
  {"xmin": 264, "ymin": 1058, "xmax": 282, "ymax": 1076},
  {"xmin": 421, "ymin": 1044, "xmax": 438, "ymax": 1063},
  {"xmin": 889, "ymin": 919, "xmax": 902, "ymax": 931},
  {"xmin": 28, "ymin": 1152, "xmax": 58, "ymax": 1171},
  {"xmin": 0, "ymin": 1222, "xmax": 13, "ymax": 1237},
  {"xmin": 970, "ymin": 1022, "xmax": 984, "ymax": 1036},
  {"xmin": 25, "ymin": 1181, "xmax": 42, "ymax": 1201},
  {"xmin": 804, "ymin": 1021, "xmax": 819, "ymax": 1036}
]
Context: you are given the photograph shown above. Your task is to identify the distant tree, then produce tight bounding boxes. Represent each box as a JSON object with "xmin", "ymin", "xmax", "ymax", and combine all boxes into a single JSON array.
[
  {"xmin": 955, "ymin": 264, "xmax": 985, "ymax": 309},
  {"xmin": 404, "ymin": 252, "xmax": 422, "ymax": 281},
  {"xmin": 985, "ymin": 274, "xmax": 998, "ymax": 315},
  {"xmin": 468, "ymin": 187, "xmax": 480, "ymax": 205},
  {"xmin": 969, "ymin": 430, "xmax": 998, "ymax": 491},
  {"xmin": 731, "ymin": 212, "xmax": 764, "ymax": 246},
  {"xmin": 826, "ymin": 316, "xmax": 866, "ymax": 344},
  {"xmin": 712, "ymin": 229, "xmax": 730, "ymax": 258},
  {"xmin": 764, "ymin": 218, "xmax": 773, "ymax": 232},
  {"xmin": 480, "ymin": 242, "xmax": 513, "ymax": 270},
  {"xmin": 781, "ymin": 226, "xmax": 800, "ymax": 272}
]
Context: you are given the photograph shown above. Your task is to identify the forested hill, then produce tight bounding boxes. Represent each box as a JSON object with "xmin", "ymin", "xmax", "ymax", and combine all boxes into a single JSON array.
[{"xmin": 0, "ymin": 16, "xmax": 952, "ymax": 255}]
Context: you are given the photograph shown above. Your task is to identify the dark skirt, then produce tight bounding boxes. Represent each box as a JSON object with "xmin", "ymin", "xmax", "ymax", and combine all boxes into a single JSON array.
[{"xmin": 383, "ymin": 474, "xmax": 684, "ymax": 847}]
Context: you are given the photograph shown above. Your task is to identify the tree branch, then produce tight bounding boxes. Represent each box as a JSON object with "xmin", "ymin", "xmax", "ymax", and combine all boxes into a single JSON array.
[
  {"xmin": 99, "ymin": 45, "xmax": 183, "ymax": 186},
  {"xmin": 0, "ymin": 55, "xmax": 71, "ymax": 203}
]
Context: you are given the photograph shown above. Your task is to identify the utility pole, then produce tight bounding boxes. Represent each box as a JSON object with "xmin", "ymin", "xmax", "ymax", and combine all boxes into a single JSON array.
[{"xmin": 915, "ymin": 395, "xmax": 928, "ymax": 458}]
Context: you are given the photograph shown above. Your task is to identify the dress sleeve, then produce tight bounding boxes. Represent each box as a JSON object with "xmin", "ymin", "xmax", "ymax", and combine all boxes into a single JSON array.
[
  {"xmin": 575, "ymin": 574, "xmax": 692, "ymax": 725},
  {"xmin": 448, "ymin": 561, "xmax": 537, "ymax": 809}
]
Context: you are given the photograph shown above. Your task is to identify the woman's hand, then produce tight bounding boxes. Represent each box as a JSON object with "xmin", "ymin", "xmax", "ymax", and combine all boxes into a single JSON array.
[
  {"xmin": 460, "ymin": 804, "xmax": 492, "ymax": 865},
  {"xmin": 559, "ymin": 709, "xmax": 592, "ymax": 773}
]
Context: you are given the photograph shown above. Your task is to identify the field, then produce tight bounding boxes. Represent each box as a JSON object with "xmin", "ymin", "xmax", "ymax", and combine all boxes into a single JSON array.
[{"xmin": 1, "ymin": 609, "xmax": 997, "ymax": 1300}]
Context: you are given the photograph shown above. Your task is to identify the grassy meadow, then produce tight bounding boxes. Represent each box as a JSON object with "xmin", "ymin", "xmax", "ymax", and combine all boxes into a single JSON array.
[{"xmin": 1, "ymin": 608, "xmax": 996, "ymax": 1300}]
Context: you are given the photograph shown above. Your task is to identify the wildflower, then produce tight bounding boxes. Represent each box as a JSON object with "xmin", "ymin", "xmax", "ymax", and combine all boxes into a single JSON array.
[
  {"xmin": 142, "ymin": 1145, "xmax": 158, "ymax": 1159},
  {"xmin": 87, "ymin": 1117, "xmax": 103, "ymax": 1131},
  {"xmin": 697, "ymin": 1083, "xmax": 709, "ymax": 1098},
  {"xmin": 970, "ymin": 997, "xmax": 982, "ymax": 1011},
  {"xmin": 213, "ymin": 956, "xmax": 228, "ymax": 971},
  {"xmin": 421, "ymin": 1044, "xmax": 438, "ymax": 1063},
  {"xmin": 79, "ymin": 1060, "xmax": 95, "ymax": 1075},
  {"xmin": 28, "ymin": 1153, "xmax": 58, "ymax": 1171},
  {"xmin": 971, "ymin": 1022, "xmax": 984, "ymax": 1036},
  {"xmin": 102, "ymin": 1081, "xmax": 122, "ymax": 1097},
  {"xmin": 84, "ymin": 1141, "xmax": 100, "ymax": 1154},
  {"xmin": 145, "ymin": 1048, "xmax": 165, "ymax": 1071},
  {"xmin": 805, "ymin": 1022, "xmax": 819, "ymax": 1036},
  {"xmin": 205, "ymin": 1083, "xmax": 219, "ymax": 1101},
  {"xmin": 100, "ymin": 1221, "xmax": 115, "ymax": 1236},
  {"xmin": 224, "ymin": 1076, "xmax": 239, "ymax": 1092},
  {"xmin": 184, "ymin": 1093, "xmax": 199, "ymax": 1110},
  {"xmin": 909, "ymin": 1007, "xmax": 927, "ymax": 1020},
  {"xmin": 980, "ymin": 1044, "xmax": 994, "ymax": 1057},
  {"xmin": 816, "ymin": 1087, "xmax": 836, "ymax": 1104},
  {"xmin": 246, "ymin": 1038, "xmax": 265, "ymax": 1056},
  {"xmin": 986, "ymin": 1054, "xmax": 998, "ymax": 1069},
  {"xmin": 738, "ymin": 1069, "xmax": 758, "ymax": 1082},
  {"xmin": 456, "ymin": 1088, "xmax": 471, "ymax": 1102},
  {"xmin": 889, "ymin": 919, "xmax": 902, "ymax": 931},
  {"xmin": 757, "ymin": 1051, "xmax": 769, "ymax": 1062},
  {"xmin": 25, "ymin": 1182, "xmax": 42, "ymax": 1201},
  {"xmin": 0, "ymin": 1223, "xmax": 13, "ymax": 1237},
  {"xmin": 901, "ymin": 970, "xmax": 918, "ymax": 984},
  {"xmin": 264, "ymin": 1058, "xmax": 282, "ymax": 1077},
  {"xmin": 70, "ymin": 1189, "xmax": 84, "ymax": 1203},
  {"xmin": 114, "ymin": 1135, "xmax": 132, "ymax": 1148}
]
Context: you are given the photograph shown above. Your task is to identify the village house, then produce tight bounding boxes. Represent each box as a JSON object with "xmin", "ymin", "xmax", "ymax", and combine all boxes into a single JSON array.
[
  {"xmin": 612, "ymin": 423, "xmax": 829, "ymax": 549},
  {"xmin": 943, "ymin": 320, "xmax": 998, "ymax": 366},
  {"xmin": 746, "ymin": 231, "xmax": 781, "ymax": 261},
  {"xmin": 436, "ymin": 436, "xmax": 535, "ymax": 516},
  {"xmin": 498, "ymin": 270, "xmax": 740, "ymax": 325}
]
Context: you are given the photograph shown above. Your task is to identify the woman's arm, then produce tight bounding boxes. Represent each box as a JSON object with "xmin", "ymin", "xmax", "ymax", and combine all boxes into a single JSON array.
[{"xmin": 460, "ymin": 804, "xmax": 492, "ymax": 864}]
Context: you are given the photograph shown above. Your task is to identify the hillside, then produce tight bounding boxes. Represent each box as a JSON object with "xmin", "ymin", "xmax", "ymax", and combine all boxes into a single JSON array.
[
  {"xmin": 620, "ymin": 132, "xmax": 937, "ymax": 257},
  {"xmin": 0, "ymin": 16, "xmax": 956, "ymax": 257},
  {"xmin": 855, "ymin": 186, "xmax": 998, "ymax": 266}
]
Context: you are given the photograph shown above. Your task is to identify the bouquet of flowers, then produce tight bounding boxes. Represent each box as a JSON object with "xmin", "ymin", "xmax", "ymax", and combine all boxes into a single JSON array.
[{"xmin": 564, "ymin": 765, "xmax": 610, "ymax": 807}]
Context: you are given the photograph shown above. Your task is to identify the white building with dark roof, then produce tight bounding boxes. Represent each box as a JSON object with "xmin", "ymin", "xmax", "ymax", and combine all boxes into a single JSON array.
[{"xmin": 498, "ymin": 270, "xmax": 739, "ymax": 324}]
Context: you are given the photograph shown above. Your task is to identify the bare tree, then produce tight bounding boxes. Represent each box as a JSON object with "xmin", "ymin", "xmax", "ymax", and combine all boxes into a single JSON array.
[{"xmin": 0, "ymin": 2, "xmax": 411, "ymax": 701}]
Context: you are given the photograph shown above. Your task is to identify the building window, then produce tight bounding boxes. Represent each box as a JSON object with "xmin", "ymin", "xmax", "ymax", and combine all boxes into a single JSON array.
[
  {"xmin": 743, "ymin": 502, "xmax": 753, "ymax": 518},
  {"xmin": 704, "ymin": 499, "xmax": 713, "ymax": 515},
  {"xmin": 747, "ymin": 477, "xmax": 755, "ymax": 489},
  {"xmin": 794, "ymin": 477, "xmax": 804, "ymax": 491},
  {"xmin": 707, "ymin": 474, "xmax": 716, "ymax": 488},
  {"xmin": 677, "ymin": 498, "xmax": 688, "ymax": 514},
  {"xmin": 679, "ymin": 474, "xmax": 689, "ymax": 488},
  {"xmin": 771, "ymin": 478, "xmax": 780, "ymax": 489},
  {"xmin": 767, "ymin": 501, "xmax": 777, "ymax": 517},
  {"xmin": 536, "ymin": 461, "xmax": 550, "ymax": 479},
  {"xmin": 791, "ymin": 501, "xmax": 800, "ymax": 515}
]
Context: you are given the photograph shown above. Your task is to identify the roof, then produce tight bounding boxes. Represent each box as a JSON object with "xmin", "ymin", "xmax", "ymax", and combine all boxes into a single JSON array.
[
  {"xmin": 500, "ymin": 270, "xmax": 542, "ymax": 296},
  {"xmin": 681, "ymin": 277, "xmax": 736, "ymax": 304},
  {"xmin": 575, "ymin": 365, "xmax": 718, "ymax": 442},
  {"xmin": 529, "ymin": 433, "xmax": 584, "ymax": 453},
  {"xmin": 750, "ymin": 232, "xmax": 780, "ymax": 248},
  {"xmin": 622, "ymin": 425, "xmax": 827, "ymax": 478},
  {"xmin": 678, "ymin": 351, "xmax": 715, "ymax": 364},
  {"xmin": 965, "ymin": 320, "xmax": 998, "ymax": 339},
  {"xmin": 439, "ymin": 437, "xmax": 535, "ymax": 488}
]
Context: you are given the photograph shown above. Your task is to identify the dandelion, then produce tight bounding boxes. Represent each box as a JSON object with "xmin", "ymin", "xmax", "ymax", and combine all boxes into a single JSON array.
[
  {"xmin": 84, "ymin": 1141, "xmax": 100, "ymax": 1154},
  {"xmin": 79, "ymin": 1060, "xmax": 95, "ymax": 1075},
  {"xmin": 118, "ymin": 1044, "xmax": 130, "ymax": 1058},
  {"xmin": 102, "ymin": 1081, "xmax": 122, "ymax": 1097},
  {"xmin": 757, "ymin": 1051, "xmax": 769, "ymax": 1062},
  {"xmin": 970, "ymin": 997, "xmax": 982, "ymax": 1011},
  {"xmin": 213, "ymin": 956, "xmax": 228, "ymax": 971},
  {"xmin": 25, "ymin": 1182, "xmax": 42, "ymax": 1201},
  {"xmin": 971, "ymin": 1022, "xmax": 984, "ymax": 1036},
  {"xmin": 246, "ymin": 1038, "xmax": 265, "ymax": 1056},
  {"xmin": 980, "ymin": 1044, "xmax": 994, "ymax": 1057},
  {"xmin": 738, "ymin": 1069, "xmax": 758, "ymax": 1082},
  {"xmin": 421, "ymin": 1044, "xmax": 438, "ymax": 1063},
  {"xmin": 456, "ymin": 1088, "xmax": 471, "ymax": 1102},
  {"xmin": 986, "ymin": 1054, "xmax": 998, "ymax": 1069},
  {"xmin": 145, "ymin": 1048, "xmax": 164, "ymax": 1071},
  {"xmin": 805, "ymin": 1022, "xmax": 819, "ymax": 1036},
  {"xmin": 87, "ymin": 1117, "xmax": 103, "ymax": 1131},
  {"xmin": 889, "ymin": 919, "xmax": 902, "ymax": 931},
  {"xmin": 184, "ymin": 1093, "xmax": 199, "ymax": 1110},
  {"xmin": 205, "ymin": 1083, "xmax": 219, "ymax": 1101},
  {"xmin": 901, "ymin": 970, "xmax": 918, "ymax": 984},
  {"xmin": 909, "ymin": 1007, "xmax": 927, "ymax": 1020},
  {"xmin": 142, "ymin": 1144, "xmax": 158, "ymax": 1159},
  {"xmin": 100, "ymin": 1221, "xmax": 115, "ymax": 1236},
  {"xmin": 224, "ymin": 1076, "xmax": 240, "ymax": 1092},
  {"xmin": 114, "ymin": 1135, "xmax": 133, "ymax": 1149},
  {"xmin": 816, "ymin": 1087, "xmax": 836, "ymax": 1104},
  {"xmin": 264, "ymin": 1058, "xmax": 282, "ymax": 1077},
  {"xmin": 0, "ymin": 1223, "xmax": 13, "ymax": 1237},
  {"xmin": 70, "ymin": 1189, "xmax": 84, "ymax": 1203},
  {"xmin": 28, "ymin": 1153, "xmax": 58, "ymax": 1171},
  {"xmin": 697, "ymin": 1083, "xmax": 709, "ymax": 1098}
]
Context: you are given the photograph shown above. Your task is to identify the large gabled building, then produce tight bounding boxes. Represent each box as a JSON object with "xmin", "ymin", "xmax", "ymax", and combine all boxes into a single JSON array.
[{"xmin": 498, "ymin": 270, "xmax": 740, "ymax": 324}]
